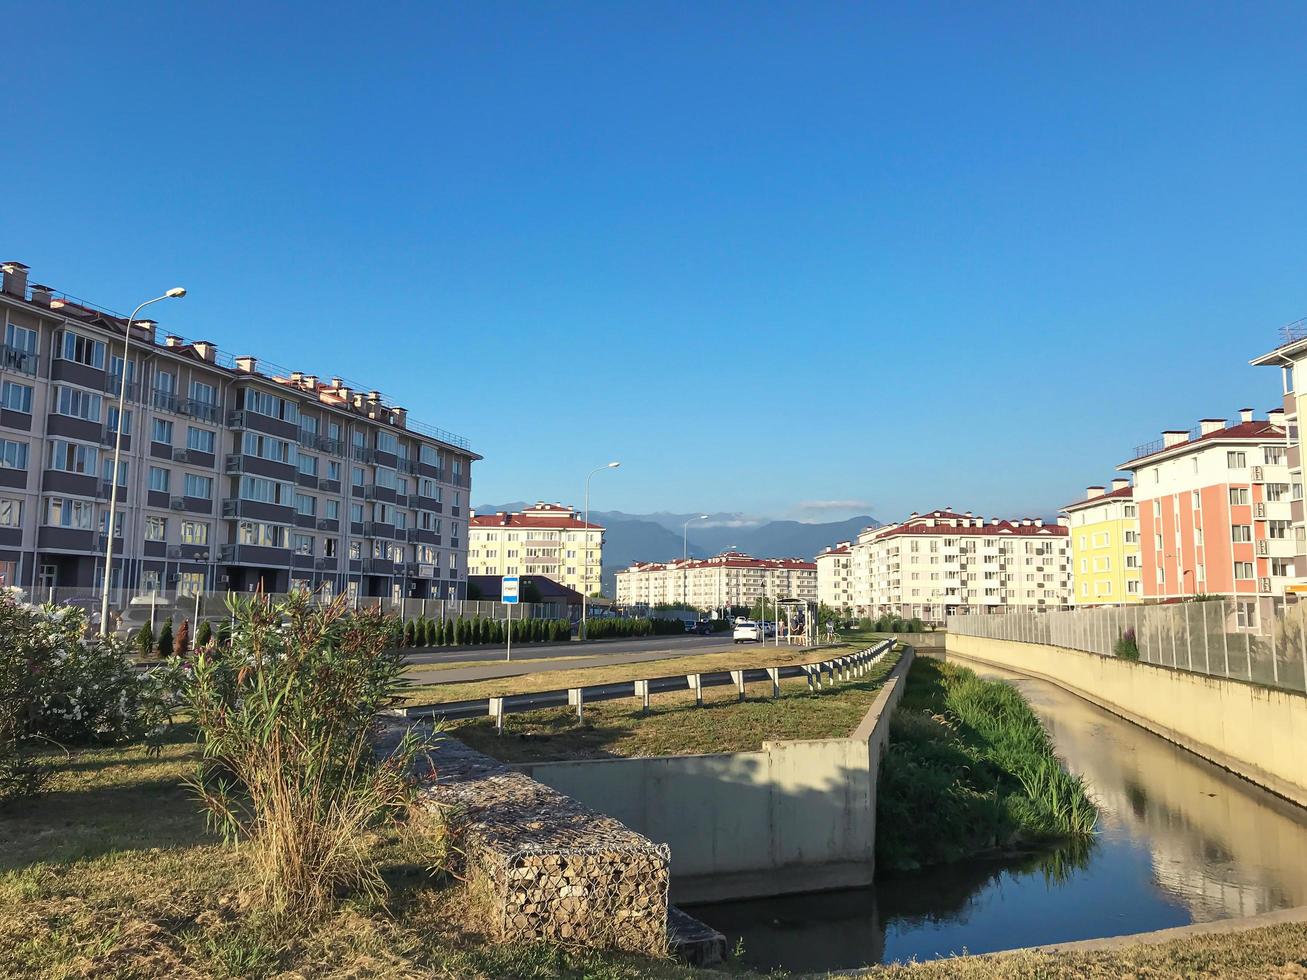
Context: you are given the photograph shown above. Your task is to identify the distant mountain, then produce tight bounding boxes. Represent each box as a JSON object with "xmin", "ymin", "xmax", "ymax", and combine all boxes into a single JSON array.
[{"xmin": 473, "ymin": 503, "xmax": 877, "ymax": 595}]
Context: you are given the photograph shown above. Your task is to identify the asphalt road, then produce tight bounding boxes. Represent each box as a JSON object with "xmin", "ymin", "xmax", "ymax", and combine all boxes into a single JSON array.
[{"xmin": 404, "ymin": 632, "xmax": 739, "ymax": 685}]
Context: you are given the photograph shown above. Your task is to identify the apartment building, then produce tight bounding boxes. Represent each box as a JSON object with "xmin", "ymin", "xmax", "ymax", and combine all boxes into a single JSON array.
[
  {"xmin": 1060, "ymin": 479, "xmax": 1142, "ymax": 605},
  {"xmin": 1252, "ymin": 324, "xmax": 1307, "ymax": 596},
  {"xmin": 815, "ymin": 541, "xmax": 854, "ymax": 612},
  {"xmin": 0, "ymin": 260, "xmax": 479, "ymax": 601},
  {"xmin": 1118, "ymin": 409, "xmax": 1291, "ymax": 625},
  {"xmin": 468, "ymin": 502, "xmax": 605, "ymax": 596},
  {"xmin": 614, "ymin": 552, "xmax": 817, "ymax": 610},
  {"xmin": 849, "ymin": 509, "xmax": 1072, "ymax": 621}
]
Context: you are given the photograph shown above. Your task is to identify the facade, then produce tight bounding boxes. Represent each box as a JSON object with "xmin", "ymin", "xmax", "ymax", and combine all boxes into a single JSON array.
[
  {"xmin": 1118, "ymin": 408, "xmax": 1291, "ymax": 624},
  {"xmin": 815, "ymin": 542, "xmax": 854, "ymax": 612},
  {"xmin": 0, "ymin": 261, "xmax": 478, "ymax": 601},
  {"xmin": 468, "ymin": 502, "xmax": 605, "ymax": 596},
  {"xmin": 1251, "ymin": 326, "xmax": 1307, "ymax": 596},
  {"xmin": 614, "ymin": 552, "xmax": 817, "ymax": 610},
  {"xmin": 1060, "ymin": 479, "xmax": 1142, "ymax": 605},
  {"xmin": 848, "ymin": 509, "xmax": 1072, "ymax": 621}
]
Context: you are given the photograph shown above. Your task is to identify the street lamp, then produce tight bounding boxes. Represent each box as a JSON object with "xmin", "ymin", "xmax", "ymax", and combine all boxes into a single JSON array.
[
  {"xmin": 580, "ymin": 461, "xmax": 620, "ymax": 639},
  {"xmin": 99, "ymin": 287, "xmax": 187, "ymax": 635}
]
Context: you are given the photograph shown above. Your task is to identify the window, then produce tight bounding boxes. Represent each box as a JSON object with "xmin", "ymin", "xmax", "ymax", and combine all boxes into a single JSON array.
[
  {"xmin": 52, "ymin": 386, "xmax": 102, "ymax": 422},
  {"xmin": 349, "ymin": 540, "xmax": 362, "ymax": 560},
  {"xmin": 243, "ymin": 388, "xmax": 299, "ymax": 424},
  {"xmin": 181, "ymin": 520, "xmax": 209, "ymax": 545},
  {"xmin": 189, "ymin": 380, "xmax": 217, "ymax": 406},
  {"xmin": 420, "ymin": 445, "xmax": 439, "ymax": 467},
  {"xmin": 294, "ymin": 492, "xmax": 316, "ymax": 517},
  {"xmin": 56, "ymin": 329, "xmax": 106, "ymax": 369},
  {"xmin": 239, "ymin": 475, "xmax": 293, "ymax": 505},
  {"xmin": 419, "ymin": 478, "xmax": 438, "ymax": 500},
  {"xmin": 242, "ymin": 431, "xmax": 296, "ymax": 464},
  {"xmin": 1265, "ymin": 446, "xmax": 1286, "ymax": 466},
  {"xmin": 184, "ymin": 474, "xmax": 213, "ymax": 499},
  {"xmin": 352, "ymin": 466, "xmax": 365, "ymax": 487},
  {"xmin": 186, "ymin": 427, "xmax": 215, "ymax": 453},
  {"xmin": 47, "ymin": 440, "xmax": 98, "ymax": 475},
  {"xmin": 1234, "ymin": 561, "xmax": 1254, "ymax": 580},
  {"xmin": 152, "ymin": 418, "xmax": 173, "ymax": 444},
  {"xmin": 1152, "ymin": 500, "xmax": 1161, "ymax": 518},
  {"xmin": 327, "ymin": 460, "xmax": 341, "ymax": 481},
  {"xmin": 1272, "ymin": 558, "xmax": 1294, "ymax": 577},
  {"xmin": 375, "ymin": 467, "xmax": 398, "ymax": 490},
  {"xmin": 1269, "ymin": 520, "xmax": 1291, "ymax": 539},
  {"xmin": 107, "ymin": 405, "xmax": 131, "ymax": 435},
  {"xmin": 1229, "ymin": 487, "xmax": 1250, "ymax": 506},
  {"xmin": 292, "ymin": 532, "xmax": 314, "ymax": 556},
  {"xmin": 323, "ymin": 538, "xmax": 337, "ymax": 558},
  {"xmin": 43, "ymin": 496, "xmax": 93, "ymax": 529},
  {"xmin": 298, "ymin": 453, "xmax": 318, "ymax": 477},
  {"xmin": 5, "ymin": 323, "xmax": 36, "ymax": 355},
  {"xmin": 1268, "ymin": 483, "xmax": 1290, "ymax": 501},
  {"xmin": 141, "ymin": 569, "xmax": 162, "ymax": 592},
  {"xmin": 0, "ymin": 439, "xmax": 27, "ymax": 470},
  {"xmin": 1227, "ymin": 451, "xmax": 1247, "ymax": 468},
  {"xmin": 350, "ymin": 503, "xmax": 364, "ymax": 523},
  {"xmin": 1232, "ymin": 525, "xmax": 1252, "ymax": 542},
  {"xmin": 1, "ymin": 381, "xmax": 32, "ymax": 413},
  {"xmin": 1123, "ymin": 504, "xmax": 1136, "ymax": 518},
  {"xmin": 1236, "ymin": 601, "xmax": 1258, "ymax": 629},
  {"xmin": 375, "ymin": 430, "xmax": 399, "ymax": 454},
  {"xmin": 237, "ymin": 520, "xmax": 289, "ymax": 548},
  {"xmin": 98, "ymin": 509, "xmax": 124, "ymax": 536},
  {"xmin": 178, "ymin": 571, "xmax": 206, "ymax": 597},
  {"xmin": 0, "ymin": 498, "xmax": 21, "ymax": 528},
  {"xmin": 324, "ymin": 499, "xmax": 339, "ymax": 520},
  {"xmin": 144, "ymin": 516, "xmax": 167, "ymax": 541},
  {"xmin": 149, "ymin": 467, "xmax": 170, "ymax": 493}
]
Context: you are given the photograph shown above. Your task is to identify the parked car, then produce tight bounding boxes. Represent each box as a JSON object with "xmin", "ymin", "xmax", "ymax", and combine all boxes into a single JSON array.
[
  {"xmin": 692, "ymin": 620, "xmax": 713, "ymax": 635},
  {"xmin": 761, "ymin": 621, "xmax": 776, "ymax": 638},
  {"xmin": 733, "ymin": 619, "xmax": 762, "ymax": 643}
]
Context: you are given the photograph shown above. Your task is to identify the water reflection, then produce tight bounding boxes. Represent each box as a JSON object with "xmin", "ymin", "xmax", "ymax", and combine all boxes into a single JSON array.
[{"xmin": 687, "ymin": 654, "xmax": 1307, "ymax": 971}]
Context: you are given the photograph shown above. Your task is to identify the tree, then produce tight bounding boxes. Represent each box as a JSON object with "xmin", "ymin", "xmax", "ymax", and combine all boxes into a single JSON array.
[
  {"xmin": 403, "ymin": 620, "xmax": 416, "ymax": 647},
  {"xmin": 195, "ymin": 620, "xmax": 213, "ymax": 649},
  {"xmin": 134, "ymin": 623, "xmax": 154, "ymax": 658},
  {"xmin": 156, "ymin": 619, "xmax": 174, "ymax": 659},
  {"xmin": 173, "ymin": 619, "xmax": 191, "ymax": 657}
]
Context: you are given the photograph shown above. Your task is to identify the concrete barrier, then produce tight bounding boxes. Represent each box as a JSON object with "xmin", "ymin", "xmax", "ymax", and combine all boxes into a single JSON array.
[
  {"xmin": 518, "ymin": 646, "xmax": 915, "ymax": 903},
  {"xmin": 946, "ymin": 632, "xmax": 1307, "ymax": 808}
]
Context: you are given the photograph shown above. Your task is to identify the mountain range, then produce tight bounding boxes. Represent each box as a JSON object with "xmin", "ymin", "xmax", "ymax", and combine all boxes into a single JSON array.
[{"xmin": 473, "ymin": 503, "xmax": 878, "ymax": 594}]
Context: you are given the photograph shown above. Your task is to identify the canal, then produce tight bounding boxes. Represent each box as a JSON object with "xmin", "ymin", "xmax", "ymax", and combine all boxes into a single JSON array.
[{"xmin": 684, "ymin": 653, "xmax": 1307, "ymax": 972}]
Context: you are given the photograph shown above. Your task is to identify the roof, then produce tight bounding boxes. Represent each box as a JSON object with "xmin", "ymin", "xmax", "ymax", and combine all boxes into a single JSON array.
[
  {"xmin": 470, "ymin": 511, "xmax": 604, "ymax": 531},
  {"xmin": 620, "ymin": 552, "xmax": 816, "ymax": 573},
  {"xmin": 816, "ymin": 543, "xmax": 852, "ymax": 558},
  {"xmin": 1119, "ymin": 419, "xmax": 1285, "ymax": 469},
  {"xmin": 871, "ymin": 509, "xmax": 1068, "ymax": 540},
  {"xmin": 1061, "ymin": 484, "xmax": 1133, "ymax": 514},
  {"xmin": 468, "ymin": 575, "xmax": 584, "ymax": 604}
]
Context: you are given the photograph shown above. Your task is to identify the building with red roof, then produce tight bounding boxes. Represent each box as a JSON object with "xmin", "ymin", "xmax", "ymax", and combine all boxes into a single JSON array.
[
  {"xmin": 815, "ymin": 542, "xmax": 854, "ymax": 612},
  {"xmin": 468, "ymin": 503, "xmax": 606, "ymax": 597},
  {"xmin": 614, "ymin": 551, "xmax": 817, "ymax": 610}
]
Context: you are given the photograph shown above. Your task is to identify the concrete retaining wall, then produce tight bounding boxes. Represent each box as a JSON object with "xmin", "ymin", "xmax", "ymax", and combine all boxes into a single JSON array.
[
  {"xmin": 946, "ymin": 632, "xmax": 1307, "ymax": 808},
  {"xmin": 519, "ymin": 647, "xmax": 915, "ymax": 903}
]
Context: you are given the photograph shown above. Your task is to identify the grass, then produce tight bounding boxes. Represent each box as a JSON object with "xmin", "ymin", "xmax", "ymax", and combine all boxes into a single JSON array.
[
  {"xmin": 452, "ymin": 649, "xmax": 901, "ymax": 763},
  {"xmin": 0, "ymin": 731, "xmax": 703, "ymax": 980},
  {"xmin": 876, "ymin": 658, "xmax": 1097, "ymax": 873},
  {"xmin": 859, "ymin": 922, "xmax": 1307, "ymax": 978},
  {"xmin": 402, "ymin": 634, "xmax": 865, "ymax": 705}
]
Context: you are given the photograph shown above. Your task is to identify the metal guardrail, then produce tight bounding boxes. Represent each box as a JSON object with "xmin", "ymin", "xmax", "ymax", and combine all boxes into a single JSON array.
[{"xmin": 396, "ymin": 638, "xmax": 896, "ymax": 729}]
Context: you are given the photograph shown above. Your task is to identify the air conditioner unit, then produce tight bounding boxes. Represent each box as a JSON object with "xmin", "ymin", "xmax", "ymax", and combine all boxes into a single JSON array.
[
  {"xmin": 172, "ymin": 448, "xmax": 189, "ymax": 462},
  {"xmin": 1252, "ymin": 466, "xmax": 1264, "ymax": 481},
  {"xmin": 169, "ymin": 497, "xmax": 186, "ymax": 510}
]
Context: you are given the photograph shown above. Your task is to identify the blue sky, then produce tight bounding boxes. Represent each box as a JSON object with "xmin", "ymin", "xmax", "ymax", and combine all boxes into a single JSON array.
[{"xmin": 6, "ymin": 3, "xmax": 1305, "ymax": 523}]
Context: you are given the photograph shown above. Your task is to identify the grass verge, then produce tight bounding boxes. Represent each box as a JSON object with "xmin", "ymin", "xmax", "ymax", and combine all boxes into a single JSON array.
[
  {"xmin": 0, "ymin": 731, "xmax": 699, "ymax": 979},
  {"xmin": 876, "ymin": 657, "xmax": 1097, "ymax": 873}
]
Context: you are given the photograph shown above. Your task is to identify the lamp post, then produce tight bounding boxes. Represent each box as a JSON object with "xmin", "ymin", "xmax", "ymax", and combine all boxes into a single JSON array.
[
  {"xmin": 580, "ymin": 461, "xmax": 620, "ymax": 639},
  {"xmin": 99, "ymin": 288, "xmax": 187, "ymax": 635}
]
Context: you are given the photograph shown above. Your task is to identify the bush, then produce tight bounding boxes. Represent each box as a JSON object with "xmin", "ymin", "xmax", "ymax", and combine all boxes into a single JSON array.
[
  {"xmin": 183, "ymin": 593, "xmax": 429, "ymax": 917},
  {"xmin": 195, "ymin": 620, "xmax": 213, "ymax": 649},
  {"xmin": 174, "ymin": 619, "xmax": 190, "ymax": 658},
  {"xmin": 134, "ymin": 623, "xmax": 154, "ymax": 658},
  {"xmin": 0, "ymin": 590, "xmax": 179, "ymax": 805},
  {"xmin": 403, "ymin": 620, "xmax": 416, "ymax": 648},
  {"xmin": 1115, "ymin": 628, "xmax": 1140, "ymax": 661},
  {"xmin": 156, "ymin": 619, "xmax": 174, "ymax": 659}
]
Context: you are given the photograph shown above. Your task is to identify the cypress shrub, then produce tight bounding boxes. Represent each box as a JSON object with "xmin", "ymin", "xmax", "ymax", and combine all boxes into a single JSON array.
[
  {"xmin": 195, "ymin": 619, "xmax": 213, "ymax": 649},
  {"xmin": 403, "ymin": 620, "xmax": 416, "ymax": 648},
  {"xmin": 174, "ymin": 619, "xmax": 191, "ymax": 657},
  {"xmin": 156, "ymin": 619, "xmax": 174, "ymax": 659},
  {"xmin": 135, "ymin": 623, "xmax": 154, "ymax": 658}
]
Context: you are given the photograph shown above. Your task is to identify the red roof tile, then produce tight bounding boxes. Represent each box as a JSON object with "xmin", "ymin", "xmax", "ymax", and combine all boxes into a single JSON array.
[{"xmin": 1060, "ymin": 484, "xmax": 1133, "ymax": 513}]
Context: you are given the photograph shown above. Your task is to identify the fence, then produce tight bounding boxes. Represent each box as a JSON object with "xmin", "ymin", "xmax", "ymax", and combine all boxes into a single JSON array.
[
  {"xmin": 398, "ymin": 639, "xmax": 896, "ymax": 727},
  {"xmin": 15, "ymin": 585, "xmax": 559, "ymax": 635},
  {"xmin": 947, "ymin": 600, "xmax": 1307, "ymax": 694}
]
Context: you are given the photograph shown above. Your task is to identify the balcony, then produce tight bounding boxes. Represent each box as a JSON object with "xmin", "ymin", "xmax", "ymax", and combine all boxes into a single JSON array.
[
  {"xmin": 151, "ymin": 389, "xmax": 179, "ymax": 413},
  {"xmin": 398, "ymin": 458, "xmax": 419, "ymax": 475},
  {"xmin": 363, "ymin": 521, "xmax": 395, "ymax": 539},
  {"xmin": 178, "ymin": 399, "xmax": 221, "ymax": 423},
  {"xmin": 363, "ymin": 558, "xmax": 400, "ymax": 576},
  {"xmin": 0, "ymin": 345, "xmax": 38, "ymax": 376}
]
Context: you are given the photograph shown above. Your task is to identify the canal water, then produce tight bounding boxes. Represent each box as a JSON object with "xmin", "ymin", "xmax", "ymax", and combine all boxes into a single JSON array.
[{"xmin": 684, "ymin": 654, "xmax": 1307, "ymax": 972}]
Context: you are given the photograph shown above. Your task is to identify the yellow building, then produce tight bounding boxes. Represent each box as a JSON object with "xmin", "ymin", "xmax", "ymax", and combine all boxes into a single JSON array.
[{"xmin": 1061, "ymin": 479, "xmax": 1142, "ymax": 605}]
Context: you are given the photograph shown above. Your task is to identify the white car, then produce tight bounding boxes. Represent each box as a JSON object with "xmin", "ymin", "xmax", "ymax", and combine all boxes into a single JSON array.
[{"xmin": 733, "ymin": 619, "xmax": 762, "ymax": 643}]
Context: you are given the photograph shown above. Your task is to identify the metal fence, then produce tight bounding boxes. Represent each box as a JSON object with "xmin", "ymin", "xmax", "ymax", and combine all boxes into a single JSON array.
[
  {"xmin": 947, "ymin": 600, "xmax": 1307, "ymax": 694},
  {"xmin": 12, "ymin": 586, "xmax": 560, "ymax": 635}
]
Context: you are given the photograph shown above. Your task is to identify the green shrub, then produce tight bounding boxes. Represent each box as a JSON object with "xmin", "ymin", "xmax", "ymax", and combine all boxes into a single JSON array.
[
  {"xmin": 134, "ymin": 623, "xmax": 154, "ymax": 658},
  {"xmin": 403, "ymin": 620, "xmax": 416, "ymax": 648},
  {"xmin": 182, "ymin": 593, "xmax": 430, "ymax": 917},
  {"xmin": 195, "ymin": 620, "xmax": 213, "ymax": 649},
  {"xmin": 1114, "ymin": 628, "xmax": 1140, "ymax": 661},
  {"xmin": 156, "ymin": 619, "xmax": 174, "ymax": 659}
]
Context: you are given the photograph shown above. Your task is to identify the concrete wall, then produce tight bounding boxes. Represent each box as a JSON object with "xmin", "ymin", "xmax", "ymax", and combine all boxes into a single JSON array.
[
  {"xmin": 946, "ymin": 632, "xmax": 1307, "ymax": 808},
  {"xmin": 519, "ymin": 647, "xmax": 915, "ymax": 903}
]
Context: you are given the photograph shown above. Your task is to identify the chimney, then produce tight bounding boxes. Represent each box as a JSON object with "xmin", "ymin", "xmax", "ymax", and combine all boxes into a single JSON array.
[
  {"xmin": 28, "ymin": 283, "xmax": 52, "ymax": 306},
  {"xmin": 1034, "ymin": 518, "xmax": 1044, "ymax": 527},
  {"xmin": 392, "ymin": 406, "xmax": 407, "ymax": 427},
  {"xmin": 134, "ymin": 318, "xmax": 157, "ymax": 341},
  {"xmin": 337, "ymin": 386, "xmax": 352, "ymax": 403},
  {"xmin": 290, "ymin": 371, "xmax": 303, "ymax": 384},
  {"xmin": 1199, "ymin": 418, "xmax": 1225, "ymax": 435},
  {"xmin": 1270, "ymin": 408, "xmax": 1286, "ymax": 427},
  {"xmin": 1086, "ymin": 486, "xmax": 1105, "ymax": 499},
  {"xmin": 1, "ymin": 262, "xmax": 29, "ymax": 298},
  {"xmin": 1162, "ymin": 430, "xmax": 1189, "ymax": 448},
  {"xmin": 368, "ymin": 390, "xmax": 380, "ymax": 403},
  {"xmin": 331, "ymin": 377, "xmax": 344, "ymax": 388},
  {"xmin": 1240, "ymin": 407, "xmax": 1254, "ymax": 423},
  {"xmin": 235, "ymin": 356, "xmax": 257, "ymax": 373},
  {"xmin": 193, "ymin": 340, "xmax": 217, "ymax": 363},
  {"xmin": 1111, "ymin": 478, "xmax": 1130, "ymax": 492},
  {"xmin": 164, "ymin": 335, "xmax": 184, "ymax": 348},
  {"xmin": 303, "ymin": 375, "xmax": 318, "ymax": 390}
]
